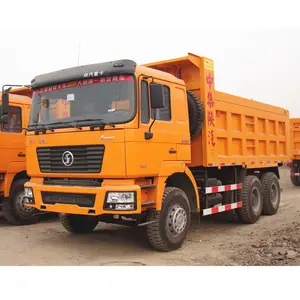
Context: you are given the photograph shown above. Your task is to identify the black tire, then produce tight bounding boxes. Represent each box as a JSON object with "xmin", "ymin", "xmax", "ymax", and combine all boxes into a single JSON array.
[
  {"xmin": 146, "ymin": 187, "xmax": 191, "ymax": 252},
  {"xmin": 2, "ymin": 179, "xmax": 38, "ymax": 225},
  {"xmin": 290, "ymin": 167, "xmax": 300, "ymax": 186},
  {"xmin": 60, "ymin": 214, "xmax": 99, "ymax": 234},
  {"xmin": 236, "ymin": 175, "xmax": 263, "ymax": 224},
  {"xmin": 261, "ymin": 172, "xmax": 280, "ymax": 215},
  {"xmin": 187, "ymin": 91, "xmax": 205, "ymax": 139}
]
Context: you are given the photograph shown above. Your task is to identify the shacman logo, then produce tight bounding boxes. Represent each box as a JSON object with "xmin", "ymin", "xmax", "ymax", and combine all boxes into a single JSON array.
[
  {"xmin": 100, "ymin": 135, "xmax": 115, "ymax": 140},
  {"xmin": 62, "ymin": 151, "xmax": 74, "ymax": 167}
]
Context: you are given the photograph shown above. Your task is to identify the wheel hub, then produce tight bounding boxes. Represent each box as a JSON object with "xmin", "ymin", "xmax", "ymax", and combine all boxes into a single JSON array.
[
  {"xmin": 15, "ymin": 192, "xmax": 35, "ymax": 215},
  {"xmin": 166, "ymin": 204, "xmax": 187, "ymax": 237},
  {"xmin": 251, "ymin": 187, "xmax": 261, "ymax": 213},
  {"xmin": 270, "ymin": 183, "xmax": 279, "ymax": 206}
]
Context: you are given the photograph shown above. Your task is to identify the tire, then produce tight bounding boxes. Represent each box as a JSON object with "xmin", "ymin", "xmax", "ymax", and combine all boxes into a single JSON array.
[
  {"xmin": 60, "ymin": 214, "xmax": 99, "ymax": 234},
  {"xmin": 290, "ymin": 167, "xmax": 300, "ymax": 186},
  {"xmin": 2, "ymin": 179, "xmax": 38, "ymax": 225},
  {"xmin": 146, "ymin": 187, "xmax": 191, "ymax": 252},
  {"xmin": 261, "ymin": 172, "xmax": 280, "ymax": 215},
  {"xmin": 187, "ymin": 91, "xmax": 205, "ymax": 140},
  {"xmin": 236, "ymin": 175, "xmax": 263, "ymax": 224}
]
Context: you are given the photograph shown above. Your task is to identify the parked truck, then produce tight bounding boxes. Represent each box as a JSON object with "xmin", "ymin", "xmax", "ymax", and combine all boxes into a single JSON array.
[
  {"xmin": 4, "ymin": 52, "xmax": 291, "ymax": 251},
  {"xmin": 0, "ymin": 86, "xmax": 38, "ymax": 225},
  {"xmin": 289, "ymin": 118, "xmax": 300, "ymax": 186}
]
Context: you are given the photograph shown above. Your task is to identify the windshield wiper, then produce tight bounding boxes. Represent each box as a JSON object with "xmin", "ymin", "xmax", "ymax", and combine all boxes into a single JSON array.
[
  {"xmin": 32, "ymin": 124, "xmax": 55, "ymax": 135},
  {"xmin": 86, "ymin": 119, "xmax": 116, "ymax": 130},
  {"xmin": 29, "ymin": 118, "xmax": 115, "ymax": 133}
]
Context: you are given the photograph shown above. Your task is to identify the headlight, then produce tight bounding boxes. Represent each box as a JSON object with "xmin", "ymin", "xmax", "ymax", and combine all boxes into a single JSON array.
[
  {"xmin": 24, "ymin": 188, "xmax": 33, "ymax": 198},
  {"xmin": 106, "ymin": 192, "xmax": 135, "ymax": 203}
]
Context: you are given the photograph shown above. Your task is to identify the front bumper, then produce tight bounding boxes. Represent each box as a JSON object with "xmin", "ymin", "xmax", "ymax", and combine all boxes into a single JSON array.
[{"xmin": 24, "ymin": 181, "xmax": 142, "ymax": 216}]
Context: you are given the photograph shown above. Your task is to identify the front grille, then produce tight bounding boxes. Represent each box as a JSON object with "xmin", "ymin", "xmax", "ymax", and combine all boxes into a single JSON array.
[
  {"xmin": 43, "ymin": 178, "xmax": 103, "ymax": 187},
  {"xmin": 41, "ymin": 192, "xmax": 95, "ymax": 208},
  {"xmin": 37, "ymin": 145, "xmax": 105, "ymax": 173}
]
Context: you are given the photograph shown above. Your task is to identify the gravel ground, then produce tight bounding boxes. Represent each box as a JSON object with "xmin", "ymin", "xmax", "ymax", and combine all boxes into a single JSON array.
[{"xmin": 0, "ymin": 166, "xmax": 299, "ymax": 266}]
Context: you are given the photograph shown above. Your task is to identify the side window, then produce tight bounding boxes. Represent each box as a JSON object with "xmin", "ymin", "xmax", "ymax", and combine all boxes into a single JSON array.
[
  {"xmin": 1, "ymin": 106, "xmax": 22, "ymax": 133},
  {"xmin": 141, "ymin": 80, "xmax": 150, "ymax": 124},
  {"xmin": 151, "ymin": 85, "xmax": 171, "ymax": 121}
]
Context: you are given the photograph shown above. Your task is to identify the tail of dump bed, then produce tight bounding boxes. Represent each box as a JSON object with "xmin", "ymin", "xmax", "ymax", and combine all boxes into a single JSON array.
[{"xmin": 289, "ymin": 118, "xmax": 300, "ymax": 186}]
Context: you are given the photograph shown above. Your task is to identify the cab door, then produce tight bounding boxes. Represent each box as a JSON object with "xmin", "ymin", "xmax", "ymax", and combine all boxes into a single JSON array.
[
  {"xmin": 125, "ymin": 78, "xmax": 180, "ymax": 177},
  {"xmin": 0, "ymin": 104, "xmax": 26, "ymax": 173}
]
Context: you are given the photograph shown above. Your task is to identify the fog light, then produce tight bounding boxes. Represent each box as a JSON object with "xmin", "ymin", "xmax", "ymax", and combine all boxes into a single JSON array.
[
  {"xmin": 24, "ymin": 188, "xmax": 33, "ymax": 198},
  {"xmin": 107, "ymin": 192, "xmax": 134, "ymax": 203},
  {"xmin": 115, "ymin": 204, "xmax": 135, "ymax": 210}
]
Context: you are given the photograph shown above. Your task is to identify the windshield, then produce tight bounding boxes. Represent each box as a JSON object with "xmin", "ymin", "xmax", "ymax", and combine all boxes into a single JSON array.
[{"xmin": 28, "ymin": 75, "xmax": 135, "ymax": 129}]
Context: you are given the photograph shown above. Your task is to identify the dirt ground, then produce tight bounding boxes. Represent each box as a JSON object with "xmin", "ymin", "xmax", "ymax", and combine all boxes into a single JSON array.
[{"xmin": 1, "ymin": 166, "xmax": 300, "ymax": 266}]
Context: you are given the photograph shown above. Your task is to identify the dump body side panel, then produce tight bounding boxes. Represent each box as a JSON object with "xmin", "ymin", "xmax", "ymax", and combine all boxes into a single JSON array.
[
  {"xmin": 291, "ymin": 118, "xmax": 300, "ymax": 160},
  {"xmin": 214, "ymin": 91, "xmax": 291, "ymax": 167}
]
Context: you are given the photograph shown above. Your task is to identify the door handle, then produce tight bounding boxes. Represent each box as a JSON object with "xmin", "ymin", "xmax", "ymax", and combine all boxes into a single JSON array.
[
  {"xmin": 18, "ymin": 152, "xmax": 26, "ymax": 157},
  {"xmin": 169, "ymin": 149, "xmax": 177, "ymax": 154}
]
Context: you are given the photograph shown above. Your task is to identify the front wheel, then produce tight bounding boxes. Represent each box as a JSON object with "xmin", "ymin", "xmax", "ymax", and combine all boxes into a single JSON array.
[
  {"xmin": 60, "ymin": 214, "xmax": 99, "ymax": 234},
  {"xmin": 146, "ymin": 187, "xmax": 191, "ymax": 252},
  {"xmin": 2, "ymin": 179, "xmax": 37, "ymax": 225}
]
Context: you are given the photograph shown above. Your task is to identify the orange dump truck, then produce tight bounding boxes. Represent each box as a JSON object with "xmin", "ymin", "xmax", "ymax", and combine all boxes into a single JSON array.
[
  {"xmin": 289, "ymin": 118, "xmax": 300, "ymax": 186},
  {"xmin": 8, "ymin": 52, "xmax": 290, "ymax": 251},
  {"xmin": 0, "ymin": 86, "xmax": 39, "ymax": 225}
]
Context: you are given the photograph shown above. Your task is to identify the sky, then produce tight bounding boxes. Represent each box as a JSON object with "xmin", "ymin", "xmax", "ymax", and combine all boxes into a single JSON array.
[{"xmin": 1, "ymin": 1, "xmax": 299, "ymax": 117}]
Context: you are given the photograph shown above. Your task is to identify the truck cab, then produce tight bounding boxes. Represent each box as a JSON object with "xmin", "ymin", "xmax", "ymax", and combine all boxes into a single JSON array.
[{"xmin": 0, "ymin": 87, "xmax": 37, "ymax": 225}]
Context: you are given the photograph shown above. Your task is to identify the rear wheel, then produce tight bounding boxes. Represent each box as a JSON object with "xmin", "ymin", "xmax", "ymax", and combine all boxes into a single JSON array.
[
  {"xmin": 60, "ymin": 214, "xmax": 99, "ymax": 234},
  {"xmin": 290, "ymin": 167, "xmax": 300, "ymax": 186},
  {"xmin": 261, "ymin": 172, "xmax": 280, "ymax": 215},
  {"xmin": 146, "ymin": 187, "xmax": 191, "ymax": 252},
  {"xmin": 2, "ymin": 179, "xmax": 37, "ymax": 225},
  {"xmin": 236, "ymin": 175, "xmax": 263, "ymax": 224}
]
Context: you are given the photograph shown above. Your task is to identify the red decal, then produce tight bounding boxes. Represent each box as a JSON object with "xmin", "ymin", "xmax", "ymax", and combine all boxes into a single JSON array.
[
  {"xmin": 207, "ymin": 111, "xmax": 215, "ymax": 127},
  {"xmin": 208, "ymin": 130, "xmax": 216, "ymax": 146},
  {"xmin": 237, "ymin": 183, "xmax": 242, "ymax": 189},
  {"xmin": 211, "ymin": 207, "xmax": 219, "ymax": 214},
  {"xmin": 211, "ymin": 186, "xmax": 218, "ymax": 193},
  {"xmin": 33, "ymin": 75, "xmax": 133, "ymax": 94},
  {"xmin": 237, "ymin": 201, "xmax": 242, "ymax": 208},
  {"xmin": 224, "ymin": 204, "xmax": 232, "ymax": 211},
  {"xmin": 207, "ymin": 92, "xmax": 214, "ymax": 108},
  {"xmin": 206, "ymin": 73, "xmax": 214, "ymax": 89}
]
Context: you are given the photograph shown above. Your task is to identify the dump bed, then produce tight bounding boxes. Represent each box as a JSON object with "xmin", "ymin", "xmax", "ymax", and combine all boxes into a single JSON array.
[
  {"xmin": 291, "ymin": 118, "xmax": 300, "ymax": 160},
  {"xmin": 144, "ymin": 53, "xmax": 291, "ymax": 168}
]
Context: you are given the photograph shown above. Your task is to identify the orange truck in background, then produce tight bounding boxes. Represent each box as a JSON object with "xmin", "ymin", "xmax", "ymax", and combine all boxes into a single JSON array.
[
  {"xmin": 11, "ymin": 52, "xmax": 291, "ymax": 251},
  {"xmin": 289, "ymin": 118, "xmax": 300, "ymax": 186},
  {"xmin": 0, "ymin": 86, "xmax": 38, "ymax": 225}
]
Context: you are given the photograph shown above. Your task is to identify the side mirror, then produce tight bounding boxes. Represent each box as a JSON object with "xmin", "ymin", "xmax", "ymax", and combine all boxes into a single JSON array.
[
  {"xmin": 150, "ymin": 83, "xmax": 165, "ymax": 109},
  {"xmin": 0, "ymin": 92, "xmax": 9, "ymax": 124},
  {"xmin": 1, "ymin": 114, "xmax": 8, "ymax": 124}
]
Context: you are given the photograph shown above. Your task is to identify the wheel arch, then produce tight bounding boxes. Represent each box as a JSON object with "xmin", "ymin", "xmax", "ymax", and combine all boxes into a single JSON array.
[{"xmin": 165, "ymin": 168, "xmax": 200, "ymax": 213}]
